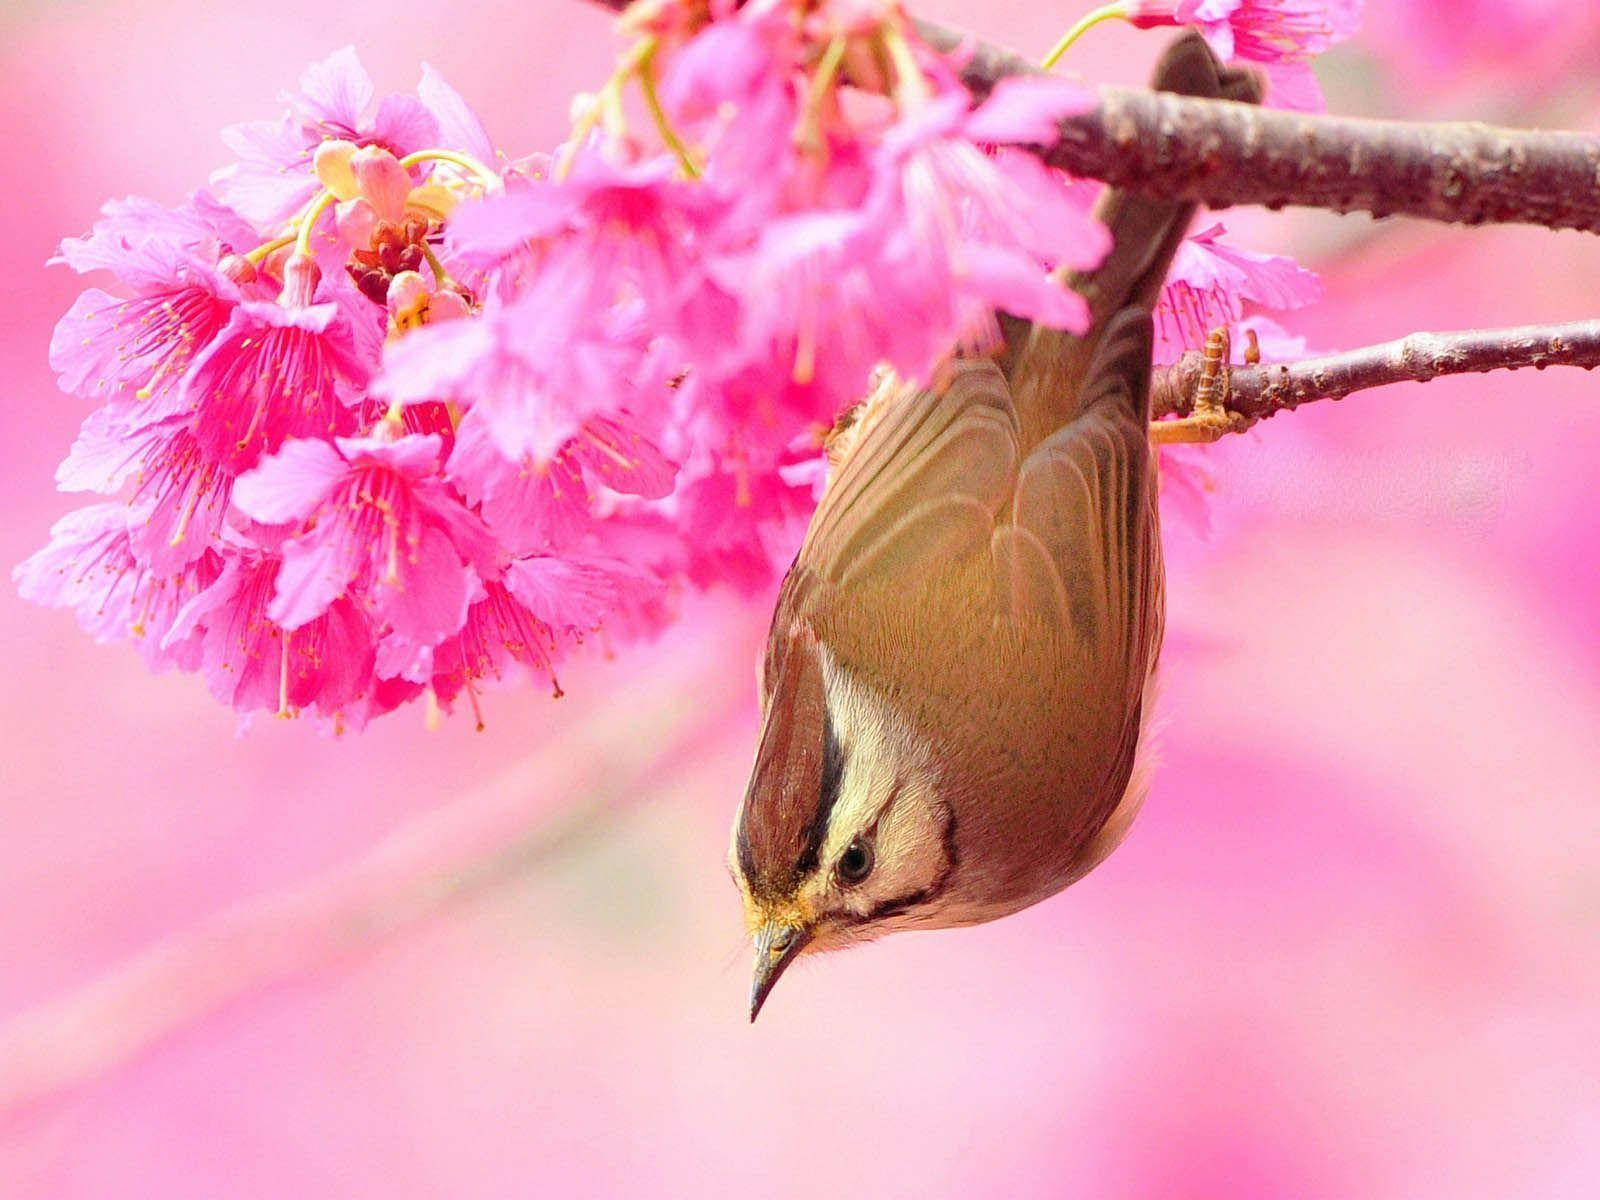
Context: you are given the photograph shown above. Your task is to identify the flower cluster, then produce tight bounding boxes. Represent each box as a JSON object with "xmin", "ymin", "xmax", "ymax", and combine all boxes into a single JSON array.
[{"xmin": 19, "ymin": 1, "xmax": 1120, "ymax": 729}]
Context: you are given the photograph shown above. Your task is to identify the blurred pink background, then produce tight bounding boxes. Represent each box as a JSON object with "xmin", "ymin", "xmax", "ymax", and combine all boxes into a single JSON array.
[{"xmin": 2, "ymin": 1, "xmax": 1597, "ymax": 1196}]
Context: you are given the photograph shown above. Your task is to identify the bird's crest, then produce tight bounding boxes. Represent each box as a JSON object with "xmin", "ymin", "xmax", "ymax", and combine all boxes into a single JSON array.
[{"xmin": 733, "ymin": 622, "xmax": 844, "ymax": 902}]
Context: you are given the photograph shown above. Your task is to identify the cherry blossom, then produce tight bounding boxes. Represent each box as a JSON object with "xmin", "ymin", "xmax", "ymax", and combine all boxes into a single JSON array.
[
  {"xmin": 19, "ymin": 0, "xmax": 1343, "ymax": 729},
  {"xmin": 1126, "ymin": 0, "xmax": 1362, "ymax": 109}
]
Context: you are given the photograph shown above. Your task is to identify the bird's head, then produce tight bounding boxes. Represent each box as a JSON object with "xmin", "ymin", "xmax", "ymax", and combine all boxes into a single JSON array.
[{"xmin": 730, "ymin": 621, "xmax": 958, "ymax": 1020}]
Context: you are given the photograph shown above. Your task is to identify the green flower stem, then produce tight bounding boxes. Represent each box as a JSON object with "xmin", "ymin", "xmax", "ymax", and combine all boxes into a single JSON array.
[{"xmin": 1041, "ymin": 3, "xmax": 1130, "ymax": 70}]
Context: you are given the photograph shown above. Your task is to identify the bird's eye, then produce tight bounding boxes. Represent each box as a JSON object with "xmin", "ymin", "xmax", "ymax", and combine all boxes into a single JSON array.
[{"xmin": 836, "ymin": 837, "xmax": 874, "ymax": 886}]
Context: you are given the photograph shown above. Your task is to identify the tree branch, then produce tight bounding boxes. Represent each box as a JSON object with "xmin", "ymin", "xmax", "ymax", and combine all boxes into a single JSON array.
[
  {"xmin": 1150, "ymin": 320, "xmax": 1600, "ymax": 436},
  {"xmin": 917, "ymin": 22, "xmax": 1600, "ymax": 235},
  {"xmin": 585, "ymin": 0, "xmax": 1600, "ymax": 235}
]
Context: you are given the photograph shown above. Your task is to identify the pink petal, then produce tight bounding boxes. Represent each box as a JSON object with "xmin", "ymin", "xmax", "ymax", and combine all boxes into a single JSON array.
[
  {"xmin": 379, "ymin": 525, "xmax": 471, "ymax": 645},
  {"xmin": 295, "ymin": 47, "xmax": 374, "ymax": 131},
  {"xmin": 961, "ymin": 243, "xmax": 1091, "ymax": 333},
  {"xmin": 371, "ymin": 94, "xmax": 440, "ymax": 154},
  {"xmin": 270, "ymin": 535, "xmax": 356, "ymax": 631},
  {"xmin": 418, "ymin": 63, "xmax": 495, "ymax": 163},
  {"xmin": 233, "ymin": 438, "xmax": 348, "ymax": 526},
  {"xmin": 334, "ymin": 432, "xmax": 443, "ymax": 479},
  {"xmin": 573, "ymin": 419, "xmax": 678, "ymax": 500},
  {"xmin": 503, "ymin": 555, "xmax": 630, "ymax": 633},
  {"xmin": 964, "ymin": 75, "xmax": 1098, "ymax": 146},
  {"xmin": 56, "ymin": 409, "xmax": 156, "ymax": 494},
  {"xmin": 1260, "ymin": 60, "xmax": 1328, "ymax": 112}
]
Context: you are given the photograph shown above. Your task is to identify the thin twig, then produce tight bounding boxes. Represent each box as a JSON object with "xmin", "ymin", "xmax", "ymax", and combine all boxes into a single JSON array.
[
  {"xmin": 1150, "ymin": 320, "xmax": 1600, "ymax": 434},
  {"xmin": 585, "ymin": 0, "xmax": 1600, "ymax": 235}
]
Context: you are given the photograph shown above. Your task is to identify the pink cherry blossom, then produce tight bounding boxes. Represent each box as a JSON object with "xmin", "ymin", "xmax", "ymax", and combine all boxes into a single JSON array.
[
  {"xmin": 13, "ymin": 504, "xmax": 220, "ymax": 671},
  {"xmin": 375, "ymin": 260, "xmax": 646, "ymax": 466},
  {"xmin": 428, "ymin": 579, "xmax": 563, "ymax": 712},
  {"xmin": 51, "ymin": 192, "xmax": 259, "ymax": 280},
  {"xmin": 656, "ymin": 5, "xmax": 812, "ymax": 235},
  {"xmin": 452, "ymin": 155, "xmax": 721, "ymax": 320},
  {"xmin": 125, "ymin": 425, "xmax": 237, "ymax": 573},
  {"xmin": 232, "ymin": 433, "xmax": 489, "ymax": 648},
  {"xmin": 672, "ymin": 464, "xmax": 814, "ymax": 595},
  {"xmin": 853, "ymin": 80, "xmax": 1107, "ymax": 359},
  {"xmin": 180, "ymin": 283, "xmax": 368, "ymax": 473},
  {"xmin": 214, "ymin": 48, "xmax": 441, "ymax": 225},
  {"xmin": 25, "ymin": 7, "xmax": 1315, "ymax": 730},
  {"xmin": 446, "ymin": 410, "xmax": 677, "ymax": 556},
  {"xmin": 1128, "ymin": 0, "xmax": 1363, "ymax": 110},
  {"xmin": 1153, "ymin": 223, "xmax": 1322, "ymax": 362},
  {"xmin": 49, "ymin": 241, "xmax": 241, "ymax": 427},
  {"xmin": 164, "ymin": 548, "xmax": 376, "ymax": 717}
]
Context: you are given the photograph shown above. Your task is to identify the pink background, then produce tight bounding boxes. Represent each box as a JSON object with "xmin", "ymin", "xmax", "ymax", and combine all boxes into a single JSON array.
[{"xmin": 2, "ymin": 1, "xmax": 1597, "ymax": 1195}]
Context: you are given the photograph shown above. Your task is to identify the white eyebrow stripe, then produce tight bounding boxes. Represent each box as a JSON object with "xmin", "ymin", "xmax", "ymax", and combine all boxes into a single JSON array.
[{"xmin": 815, "ymin": 652, "xmax": 926, "ymax": 866}]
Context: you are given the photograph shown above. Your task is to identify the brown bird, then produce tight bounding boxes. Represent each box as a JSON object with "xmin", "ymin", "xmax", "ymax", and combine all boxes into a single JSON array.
[{"xmin": 730, "ymin": 34, "xmax": 1261, "ymax": 1020}]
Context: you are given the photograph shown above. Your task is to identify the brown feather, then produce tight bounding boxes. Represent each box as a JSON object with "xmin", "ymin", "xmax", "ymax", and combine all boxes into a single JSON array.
[{"xmin": 735, "ymin": 33, "xmax": 1255, "ymax": 926}]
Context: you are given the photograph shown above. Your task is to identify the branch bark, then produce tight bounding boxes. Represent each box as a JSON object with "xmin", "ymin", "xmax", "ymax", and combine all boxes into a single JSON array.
[
  {"xmin": 918, "ymin": 22, "xmax": 1600, "ymax": 235},
  {"xmin": 1150, "ymin": 320, "xmax": 1600, "ymax": 432},
  {"xmin": 586, "ymin": 0, "xmax": 1600, "ymax": 235}
]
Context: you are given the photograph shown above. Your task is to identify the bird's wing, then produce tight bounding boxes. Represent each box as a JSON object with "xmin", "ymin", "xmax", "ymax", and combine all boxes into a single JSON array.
[
  {"xmin": 793, "ymin": 357, "xmax": 1021, "ymax": 591},
  {"xmin": 991, "ymin": 309, "xmax": 1163, "ymax": 707}
]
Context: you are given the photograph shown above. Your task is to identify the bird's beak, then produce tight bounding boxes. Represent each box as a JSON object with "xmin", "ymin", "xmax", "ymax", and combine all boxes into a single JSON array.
[{"xmin": 749, "ymin": 921, "xmax": 814, "ymax": 1022}]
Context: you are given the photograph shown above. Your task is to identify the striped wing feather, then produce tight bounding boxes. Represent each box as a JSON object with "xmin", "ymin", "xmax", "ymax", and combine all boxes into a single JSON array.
[
  {"xmin": 795, "ymin": 358, "xmax": 1021, "ymax": 589},
  {"xmin": 995, "ymin": 309, "xmax": 1163, "ymax": 710}
]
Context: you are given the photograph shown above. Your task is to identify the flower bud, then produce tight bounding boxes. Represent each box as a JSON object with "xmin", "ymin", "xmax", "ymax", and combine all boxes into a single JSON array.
[
  {"xmin": 351, "ymin": 145, "xmax": 412, "ymax": 222},
  {"xmin": 217, "ymin": 253, "xmax": 258, "ymax": 285},
  {"xmin": 313, "ymin": 139, "xmax": 362, "ymax": 201},
  {"xmin": 335, "ymin": 197, "xmax": 380, "ymax": 248},
  {"xmin": 386, "ymin": 269, "xmax": 431, "ymax": 327},
  {"xmin": 281, "ymin": 253, "xmax": 322, "ymax": 308},
  {"xmin": 430, "ymin": 290, "xmax": 471, "ymax": 323}
]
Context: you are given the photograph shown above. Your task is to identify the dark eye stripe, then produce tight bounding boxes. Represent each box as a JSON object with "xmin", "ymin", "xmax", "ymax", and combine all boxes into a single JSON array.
[
  {"xmin": 851, "ymin": 887, "xmax": 932, "ymax": 925},
  {"xmin": 847, "ymin": 801, "xmax": 958, "ymax": 926}
]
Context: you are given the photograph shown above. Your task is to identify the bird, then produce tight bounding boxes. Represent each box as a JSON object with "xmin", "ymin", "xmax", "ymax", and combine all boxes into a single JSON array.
[{"xmin": 729, "ymin": 33, "xmax": 1262, "ymax": 1021}]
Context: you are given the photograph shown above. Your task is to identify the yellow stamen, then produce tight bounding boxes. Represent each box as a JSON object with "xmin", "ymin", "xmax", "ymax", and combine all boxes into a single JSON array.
[
  {"xmin": 463, "ymin": 674, "xmax": 486, "ymax": 731},
  {"xmin": 277, "ymin": 633, "xmax": 292, "ymax": 718}
]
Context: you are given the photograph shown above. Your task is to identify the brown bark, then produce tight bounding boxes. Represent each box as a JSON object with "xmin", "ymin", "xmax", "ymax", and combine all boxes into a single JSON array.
[{"xmin": 919, "ymin": 21, "xmax": 1600, "ymax": 235}]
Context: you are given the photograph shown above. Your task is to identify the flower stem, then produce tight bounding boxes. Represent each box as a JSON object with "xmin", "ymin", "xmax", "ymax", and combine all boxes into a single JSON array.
[
  {"xmin": 398, "ymin": 148, "xmax": 501, "ymax": 188},
  {"xmin": 1042, "ymin": 3, "xmax": 1129, "ymax": 70},
  {"xmin": 556, "ymin": 37, "xmax": 657, "ymax": 181},
  {"xmin": 638, "ymin": 40, "xmax": 701, "ymax": 179},
  {"xmin": 420, "ymin": 242, "xmax": 456, "ymax": 289},
  {"xmin": 881, "ymin": 22, "xmax": 932, "ymax": 107},
  {"xmin": 245, "ymin": 233, "xmax": 296, "ymax": 264},
  {"xmin": 799, "ymin": 35, "xmax": 849, "ymax": 154},
  {"xmin": 294, "ymin": 190, "xmax": 338, "ymax": 258}
]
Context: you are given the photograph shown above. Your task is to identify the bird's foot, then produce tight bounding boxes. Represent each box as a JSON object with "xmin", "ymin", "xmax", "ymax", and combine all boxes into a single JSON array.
[{"xmin": 1150, "ymin": 326, "xmax": 1250, "ymax": 445}]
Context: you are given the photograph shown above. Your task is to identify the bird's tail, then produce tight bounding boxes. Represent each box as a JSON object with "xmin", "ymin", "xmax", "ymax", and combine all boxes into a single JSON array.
[
  {"xmin": 1007, "ymin": 32, "xmax": 1263, "ymax": 442},
  {"xmin": 1077, "ymin": 32, "xmax": 1262, "ymax": 323}
]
